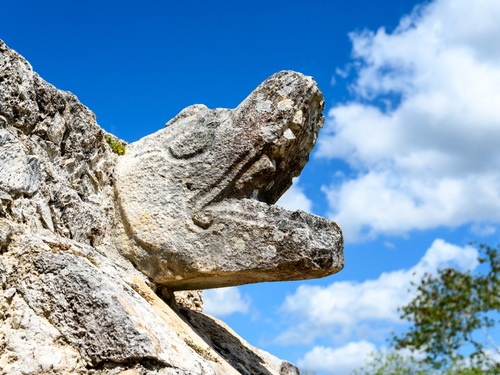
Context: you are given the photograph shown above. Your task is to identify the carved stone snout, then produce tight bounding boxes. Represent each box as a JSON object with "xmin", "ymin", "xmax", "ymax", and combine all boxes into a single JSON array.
[{"xmin": 115, "ymin": 71, "xmax": 344, "ymax": 290}]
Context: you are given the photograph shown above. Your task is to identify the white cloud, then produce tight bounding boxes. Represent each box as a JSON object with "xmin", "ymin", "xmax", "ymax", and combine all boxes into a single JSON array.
[
  {"xmin": 335, "ymin": 66, "xmax": 351, "ymax": 79},
  {"xmin": 298, "ymin": 343, "xmax": 422, "ymax": 375},
  {"xmin": 317, "ymin": 0, "xmax": 500, "ymax": 241},
  {"xmin": 275, "ymin": 239, "xmax": 478, "ymax": 345},
  {"xmin": 203, "ymin": 287, "xmax": 251, "ymax": 317},
  {"xmin": 470, "ymin": 223, "xmax": 497, "ymax": 237},
  {"xmin": 298, "ymin": 341, "xmax": 376, "ymax": 375},
  {"xmin": 277, "ymin": 178, "xmax": 313, "ymax": 213}
]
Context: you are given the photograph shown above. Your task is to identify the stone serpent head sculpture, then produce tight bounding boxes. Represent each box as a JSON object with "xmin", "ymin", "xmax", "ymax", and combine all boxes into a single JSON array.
[{"xmin": 115, "ymin": 71, "xmax": 344, "ymax": 290}]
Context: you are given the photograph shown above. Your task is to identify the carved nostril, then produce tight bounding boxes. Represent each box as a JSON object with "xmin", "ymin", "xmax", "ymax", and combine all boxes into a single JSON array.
[{"xmin": 233, "ymin": 154, "xmax": 277, "ymax": 198}]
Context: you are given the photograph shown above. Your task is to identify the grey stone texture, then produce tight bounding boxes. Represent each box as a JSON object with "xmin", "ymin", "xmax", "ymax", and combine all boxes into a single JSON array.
[
  {"xmin": 174, "ymin": 290, "xmax": 204, "ymax": 312},
  {"xmin": 179, "ymin": 306, "xmax": 300, "ymax": 375},
  {"xmin": 0, "ymin": 38, "xmax": 345, "ymax": 374},
  {"xmin": 21, "ymin": 251, "xmax": 216, "ymax": 373},
  {"xmin": 0, "ymin": 292, "xmax": 84, "ymax": 375},
  {"xmin": 0, "ymin": 129, "xmax": 41, "ymax": 195}
]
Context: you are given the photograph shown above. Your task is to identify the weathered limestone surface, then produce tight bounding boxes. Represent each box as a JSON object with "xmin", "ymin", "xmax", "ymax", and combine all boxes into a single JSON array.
[
  {"xmin": 179, "ymin": 306, "xmax": 300, "ymax": 375},
  {"xmin": 0, "ymin": 129, "xmax": 41, "ymax": 195},
  {"xmin": 256, "ymin": 350, "xmax": 300, "ymax": 375},
  {"xmin": 1, "ymin": 292, "xmax": 84, "ymax": 374},
  {"xmin": 0, "ymin": 229, "xmax": 269, "ymax": 375},
  {"xmin": 22, "ymin": 252, "xmax": 212, "ymax": 370},
  {"xmin": 174, "ymin": 290, "xmax": 204, "ymax": 312},
  {"xmin": 0, "ymin": 38, "xmax": 344, "ymax": 374},
  {"xmin": 115, "ymin": 72, "xmax": 343, "ymax": 290}
]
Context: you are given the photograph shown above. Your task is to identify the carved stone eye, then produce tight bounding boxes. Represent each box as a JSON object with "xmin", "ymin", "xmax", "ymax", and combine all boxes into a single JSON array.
[{"xmin": 169, "ymin": 127, "xmax": 213, "ymax": 159}]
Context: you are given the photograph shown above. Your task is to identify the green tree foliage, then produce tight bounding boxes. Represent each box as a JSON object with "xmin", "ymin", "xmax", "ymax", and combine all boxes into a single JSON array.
[
  {"xmin": 350, "ymin": 243, "xmax": 500, "ymax": 375},
  {"xmin": 352, "ymin": 351, "xmax": 495, "ymax": 375},
  {"xmin": 351, "ymin": 351, "xmax": 430, "ymax": 375},
  {"xmin": 392, "ymin": 244, "xmax": 500, "ymax": 371}
]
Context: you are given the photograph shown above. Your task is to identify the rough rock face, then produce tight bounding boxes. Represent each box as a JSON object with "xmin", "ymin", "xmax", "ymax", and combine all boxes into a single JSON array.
[
  {"xmin": 0, "ymin": 129, "xmax": 42, "ymax": 195},
  {"xmin": 115, "ymin": 72, "xmax": 343, "ymax": 290},
  {"xmin": 0, "ymin": 38, "xmax": 343, "ymax": 375}
]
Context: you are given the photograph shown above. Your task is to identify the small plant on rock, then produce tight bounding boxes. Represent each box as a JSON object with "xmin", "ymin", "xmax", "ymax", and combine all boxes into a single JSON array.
[
  {"xmin": 184, "ymin": 338, "xmax": 219, "ymax": 363},
  {"xmin": 71, "ymin": 248, "xmax": 98, "ymax": 267},
  {"xmin": 105, "ymin": 134, "xmax": 126, "ymax": 155}
]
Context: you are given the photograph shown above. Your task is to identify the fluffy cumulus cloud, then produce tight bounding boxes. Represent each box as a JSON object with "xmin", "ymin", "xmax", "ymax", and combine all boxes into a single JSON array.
[
  {"xmin": 203, "ymin": 287, "xmax": 251, "ymax": 317},
  {"xmin": 298, "ymin": 341, "xmax": 376, "ymax": 375},
  {"xmin": 277, "ymin": 178, "xmax": 313, "ymax": 213},
  {"xmin": 298, "ymin": 343, "xmax": 421, "ymax": 375},
  {"xmin": 317, "ymin": 0, "xmax": 500, "ymax": 241},
  {"xmin": 276, "ymin": 239, "xmax": 477, "ymax": 371}
]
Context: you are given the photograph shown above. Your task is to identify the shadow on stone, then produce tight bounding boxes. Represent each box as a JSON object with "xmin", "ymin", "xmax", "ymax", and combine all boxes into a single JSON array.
[{"xmin": 178, "ymin": 307, "xmax": 275, "ymax": 375}]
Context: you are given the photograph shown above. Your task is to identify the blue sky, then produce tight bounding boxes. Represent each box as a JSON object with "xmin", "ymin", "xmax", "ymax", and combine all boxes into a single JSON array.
[{"xmin": 2, "ymin": 0, "xmax": 500, "ymax": 373}]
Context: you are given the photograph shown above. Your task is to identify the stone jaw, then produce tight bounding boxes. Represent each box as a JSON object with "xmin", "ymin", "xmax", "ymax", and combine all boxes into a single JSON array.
[
  {"xmin": 115, "ymin": 71, "xmax": 344, "ymax": 290},
  {"xmin": 153, "ymin": 198, "xmax": 344, "ymax": 290}
]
